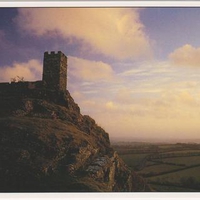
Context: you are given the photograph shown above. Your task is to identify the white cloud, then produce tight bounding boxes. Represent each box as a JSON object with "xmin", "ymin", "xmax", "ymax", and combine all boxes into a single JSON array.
[
  {"xmin": 85, "ymin": 87, "xmax": 200, "ymax": 140},
  {"xmin": 15, "ymin": 8, "xmax": 152, "ymax": 60},
  {"xmin": 70, "ymin": 58, "xmax": 200, "ymax": 141},
  {"xmin": 169, "ymin": 44, "xmax": 200, "ymax": 67},
  {"xmin": 0, "ymin": 59, "xmax": 42, "ymax": 82},
  {"xmin": 68, "ymin": 56, "xmax": 115, "ymax": 82}
]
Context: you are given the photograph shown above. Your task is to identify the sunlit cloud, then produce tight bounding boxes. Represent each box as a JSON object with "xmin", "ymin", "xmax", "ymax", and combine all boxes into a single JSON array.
[
  {"xmin": 4, "ymin": 7, "xmax": 200, "ymax": 142},
  {"xmin": 68, "ymin": 56, "xmax": 116, "ymax": 82},
  {"xmin": 69, "ymin": 58, "xmax": 200, "ymax": 140},
  {"xmin": 15, "ymin": 8, "xmax": 152, "ymax": 60},
  {"xmin": 169, "ymin": 44, "xmax": 200, "ymax": 67},
  {"xmin": 87, "ymin": 87, "xmax": 200, "ymax": 140},
  {"xmin": 0, "ymin": 59, "xmax": 42, "ymax": 82}
]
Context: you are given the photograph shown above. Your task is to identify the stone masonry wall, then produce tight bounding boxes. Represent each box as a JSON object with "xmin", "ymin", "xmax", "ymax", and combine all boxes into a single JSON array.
[
  {"xmin": 0, "ymin": 51, "xmax": 68, "ymax": 95},
  {"xmin": 43, "ymin": 51, "xmax": 67, "ymax": 92}
]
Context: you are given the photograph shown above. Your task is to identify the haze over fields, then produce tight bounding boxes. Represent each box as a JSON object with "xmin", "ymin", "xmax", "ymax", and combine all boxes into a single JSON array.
[{"xmin": 1, "ymin": 7, "xmax": 200, "ymax": 142}]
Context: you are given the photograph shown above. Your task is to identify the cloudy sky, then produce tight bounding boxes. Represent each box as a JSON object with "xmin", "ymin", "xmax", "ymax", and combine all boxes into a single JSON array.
[{"xmin": 1, "ymin": 7, "xmax": 200, "ymax": 142}]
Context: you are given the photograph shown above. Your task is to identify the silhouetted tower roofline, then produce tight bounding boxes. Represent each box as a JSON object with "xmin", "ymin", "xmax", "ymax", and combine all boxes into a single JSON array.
[{"xmin": 42, "ymin": 51, "xmax": 67, "ymax": 93}]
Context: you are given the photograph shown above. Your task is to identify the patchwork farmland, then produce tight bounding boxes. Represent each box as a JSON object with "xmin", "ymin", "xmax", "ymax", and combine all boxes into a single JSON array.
[{"xmin": 112, "ymin": 142, "xmax": 200, "ymax": 191}]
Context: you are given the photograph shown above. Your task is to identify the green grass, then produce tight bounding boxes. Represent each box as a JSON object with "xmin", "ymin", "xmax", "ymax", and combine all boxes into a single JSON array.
[
  {"xmin": 158, "ymin": 144, "xmax": 181, "ymax": 149},
  {"xmin": 112, "ymin": 142, "xmax": 200, "ymax": 191},
  {"xmin": 165, "ymin": 149, "xmax": 200, "ymax": 154},
  {"xmin": 138, "ymin": 164, "xmax": 184, "ymax": 177},
  {"xmin": 147, "ymin": 166, "xmax": 200, "ymax": 189},
  {"xmin": 120, "ymin": 154, "xmax": 148, "ymax": 168},
  {"xmin": 160, "ymin": 156, "xmax": 200, "ymax": 167},
  {"xmin": 145, "ymin": 161, "xmax": 158, "ymax": 166}
]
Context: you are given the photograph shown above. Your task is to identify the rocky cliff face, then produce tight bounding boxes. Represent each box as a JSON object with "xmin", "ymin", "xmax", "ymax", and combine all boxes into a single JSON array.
[{"xmin": 0, "ymin": 89, "xmax": 150, "ymax": 192}]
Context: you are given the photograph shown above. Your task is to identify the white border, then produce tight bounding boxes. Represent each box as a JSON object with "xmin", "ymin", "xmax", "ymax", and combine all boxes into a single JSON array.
[
  {"xmin": 0, "ymin": 2, "xmax": 200, "ymax": 200},
  {"xmin": 1, "ymin": 192, "xmax": 200, "ymax": 199},
  {"xmin": 0, "ymin": 1, "xmax": 200, "ymax": 7}
]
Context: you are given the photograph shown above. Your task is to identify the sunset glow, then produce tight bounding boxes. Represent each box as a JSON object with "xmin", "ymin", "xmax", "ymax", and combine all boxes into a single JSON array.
[{"xmin": 1, "ymin": 7, "xmax": 200, "ymax": 142}]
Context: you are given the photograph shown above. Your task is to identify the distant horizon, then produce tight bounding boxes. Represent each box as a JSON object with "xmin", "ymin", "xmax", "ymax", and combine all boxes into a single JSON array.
[{"xmin": 110, "ymin": 136, "xmax": 200, "ymax": 144}]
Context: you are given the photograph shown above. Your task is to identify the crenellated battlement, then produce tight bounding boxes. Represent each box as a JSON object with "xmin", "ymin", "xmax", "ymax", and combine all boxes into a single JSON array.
[
  {"xmin": 44, "ymin": 51, "xmax": 60, "ymax": 55},
  {"xmin": 44, "ymin": 51, "xmax": 67, "ymax": 58},
  {"xmin": 0, "ymin": 51, "xmax": 68, "ymax": 96}
]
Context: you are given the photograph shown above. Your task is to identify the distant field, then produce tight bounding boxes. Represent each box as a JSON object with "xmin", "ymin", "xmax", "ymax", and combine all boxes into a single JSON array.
[
  {"xmin": 145, "ymin": 161, "xmax": 158, "ymax": 167},
  {"xmin": 159, "ymin": 156, "xmax": 200, "ymax": 167},
  {"xmin": 112, "ymin": 142, "xmax": 200, "ymax": 191},
  {"xmin": 138, "ymin": 164, "xmax": 184, "ymax": 177},
  {"xmin": 160, "ymin": 150, "xmax": 200, "ymax": 156},
  {"xmin": 148, "ymin": 166, "xmax": 200, "ymax": 190},
  {"xmin": 163, "ymin": 149, "xmax": 200, "ymax": 153},
  {"xmin": 158, "ymin": 144, "xmax": 182, "ymax": 149},
  {"xmin": 120, "ymin": 154, "xmax": 148, "ymax": 169},
  {"xmin": 148, "ymin": 166, "xmax": 200, "ymax": 182}
]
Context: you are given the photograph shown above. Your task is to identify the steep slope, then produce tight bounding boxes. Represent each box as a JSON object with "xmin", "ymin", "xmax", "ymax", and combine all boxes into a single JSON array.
[{"xmin": 0, "ymin": 90, "xmax": 150, "ymax": 192}]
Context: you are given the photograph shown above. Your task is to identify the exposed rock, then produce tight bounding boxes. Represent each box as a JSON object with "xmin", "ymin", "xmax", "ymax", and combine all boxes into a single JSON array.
[{"xmin": 0, "ymin": 90, "xmax": 149, "ymax": 192}]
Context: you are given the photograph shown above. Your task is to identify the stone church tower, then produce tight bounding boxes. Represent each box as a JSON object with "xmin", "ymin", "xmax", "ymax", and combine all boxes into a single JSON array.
[{"xmin": 42, "ymin": 51, "xmax": 67, "ymax": 92}]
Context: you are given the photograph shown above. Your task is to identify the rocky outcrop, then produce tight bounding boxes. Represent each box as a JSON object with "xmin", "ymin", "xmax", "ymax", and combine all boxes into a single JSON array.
[{"xmin": 0, "ymin": 89, "xmax": 149, "ymax": 192}]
